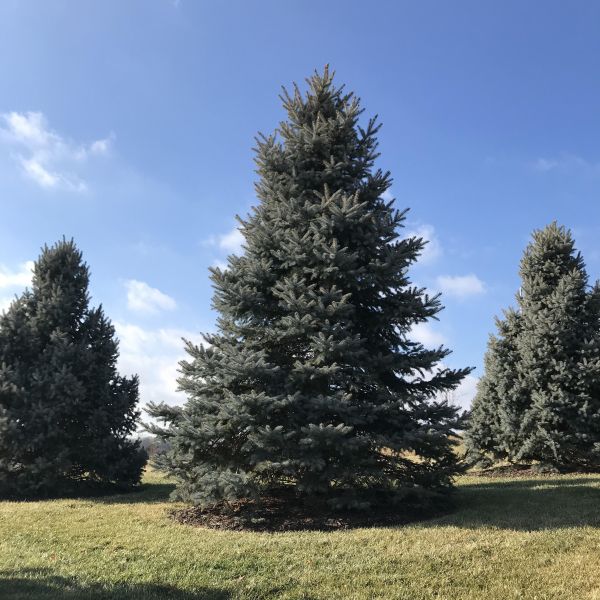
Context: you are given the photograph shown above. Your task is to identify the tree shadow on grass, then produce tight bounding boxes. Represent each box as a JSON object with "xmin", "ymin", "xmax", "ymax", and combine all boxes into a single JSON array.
[
  {"xmin": 1, "ymin": 481, "xmax": 177, "ymax": 506},
  {"xmin": 88, "ymin": 481, "xmax": 177, "ymax": 505},
  {"xmin": 45, "ymin": 475, "xmax": 600, "ymax": 531},
  {"xmin": 435, "ymin": 475, "xmax": 600, "ymax": 531},
  {"xmin": 139, "ymin": 476, "xmax": 600, "ymax": 533},
  {"xmin": 0, "ymin": 568, "xmax": 230, "ymax": 600},
  {"xmin": 0, "ymin": 473, "xmax": 177, "ymax": 505}
]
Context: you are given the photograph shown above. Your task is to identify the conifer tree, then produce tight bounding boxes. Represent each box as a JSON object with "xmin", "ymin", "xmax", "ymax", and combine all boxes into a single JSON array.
[
  {"xmin": 466, "ymin": 309, "xmax": 525, "ymax": 464},
  {"xmin": 0, "ymin": 239, "xmax": 145, "ymax": 497},
  {"xmin": 466, "ymin": 223, "xmax": 600, "ymax": 468},
  {"xmin": 148, "ymin": 68, "xmax": 472, "ymax": 509},
  {"xmin": 517, "ymin": 224, "xmax": 600, "ymax": 466}
]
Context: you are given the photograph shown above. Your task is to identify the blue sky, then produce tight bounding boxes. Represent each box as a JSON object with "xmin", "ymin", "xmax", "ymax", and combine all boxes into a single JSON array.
[{"xmin": 1, "ymin": 1, "xmax": 600, "ymax": 410}]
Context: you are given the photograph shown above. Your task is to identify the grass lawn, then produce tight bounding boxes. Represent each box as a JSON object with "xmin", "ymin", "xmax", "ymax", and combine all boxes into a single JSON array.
[{"xmin": 2, "ymin": 470, "xmax": 600, "ymax": 599}]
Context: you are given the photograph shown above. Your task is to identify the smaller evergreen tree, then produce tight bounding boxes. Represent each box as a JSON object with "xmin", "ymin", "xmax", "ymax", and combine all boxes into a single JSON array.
[
  {"xmin": 466, "ymin": 309, "xmax": 524, "ymax": 464},
  {"xmin": 0, "ymin": 239, "xmax": 145, "ymax": 497},
  {"xmin": 466, "ymin": 223, "xmax": 600, "ymax": 469}
]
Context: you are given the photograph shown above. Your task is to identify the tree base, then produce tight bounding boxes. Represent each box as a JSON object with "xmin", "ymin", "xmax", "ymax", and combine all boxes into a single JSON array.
[
  {"xmin": 472, "ymin": 463, "xmax": 600, "ymax": 478},
  {"xmin": 170, "ymin": 489, "xmax": 447, "ymax": 532}
]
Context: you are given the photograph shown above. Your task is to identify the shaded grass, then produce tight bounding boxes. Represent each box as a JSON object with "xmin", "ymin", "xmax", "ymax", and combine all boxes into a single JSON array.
[
  {"xmin": 90, "ymin": 479, "xmax": 177, "ymax": 505},
  {"xmin": 2, "ymin": 470, "xmax": 600, "ymax": 599},
  {"xmin": 0, "ymin": 568, "xmax": 230, "ymax": 600}
]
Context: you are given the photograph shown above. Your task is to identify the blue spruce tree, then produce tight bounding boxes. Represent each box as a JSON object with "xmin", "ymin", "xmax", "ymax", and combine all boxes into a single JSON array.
[
  {"xmin": 148, "ymin": 68, "xmax": 471, "ymax": 510},
  {"xmin": 0, "ymin": 239, "xmax": 145, "ymax": 497},
  {"xmin": 467, "ymin": 223, "xmax": 600, "ymax": 469}
]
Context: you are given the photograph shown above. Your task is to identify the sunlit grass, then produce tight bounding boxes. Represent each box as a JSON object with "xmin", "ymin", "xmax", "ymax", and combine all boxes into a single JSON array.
[{"xmin": 2, "ymin": 469, "xmax": 600, "ymax": 599}]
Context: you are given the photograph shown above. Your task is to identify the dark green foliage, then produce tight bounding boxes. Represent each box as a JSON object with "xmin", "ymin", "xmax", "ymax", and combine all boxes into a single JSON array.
[
  {"xmin": 0, "ymin": 239, "xmax": 145, "ymax": 497},
  {"xmin": 466, "ymin": 223, "xmax": 600, "ymax": 468},
  {"xmin": 148, "ymin": 68, "xmax": 471, "ymax": 509}
]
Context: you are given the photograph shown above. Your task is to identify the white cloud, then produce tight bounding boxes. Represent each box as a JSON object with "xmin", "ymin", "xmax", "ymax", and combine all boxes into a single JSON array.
[
  {"xmin": 21, "ymin": 158, "xmax": 58, "ymax": 188},
  {"xmin": 125, "ymin": 280, "xmax": 177, "ymax": 315},
  {"xmin": 447, "ymin": 372, "xmax": 479, "ymax": 412},
  {"xmin": 202, "ymin": 225, "xmax": 245, "ymax": 268},
  {"xmin": 2, "ymin": 111, "xmax": 50, "ymax": 146},
  {"xmin": 218, "ymin": 227, "xmax": 244, "ymax": 254},
  {"xmin": 89, "ymin": 136, "xmax": 113, "ymax": 155},
  {"xmin": 410, "ymin": 322, "xmax": 447, "ymax": 347},
  {"xmin": 0, "ymin": 297, "xmax": 14, "ymax": 314},
  {"xmin": 532, "ymin": 153, "xmax": 600, "ymax": 174},
  {"xmin": 212, "ymin": 259, "xmax": 229, "ymax": 271},
  {"xmin": 203, "ymin": 225, "xmax": 245, "ymax": 254},
  {"xmin": 410, "ymin": 361, "xmax": 479, "ymax": 412},
  {"xmin": 115, "ymin": 322, "xmax": 202, "ymax": 407},
  {"xmin": 0, "ymin": 111, "xmax": 112, "ymax": 192},
  {"xmin": 442, "ymin": 365, "xmax": 479, "ymax": 410},
  {"xmin": 0, "ymin": 260, "xmax": 33, "ymax": 314},
  {"xmin": 437, "ymin": 274, "xmax": 485, "ymax": 299},
  {"xmin": 421, "ymin": 362, "xmax": 479, "ymax": 412},
  {"xmin": 0, "ymin": 261, "xmax": 33, "ymax": 289},
  {"xmin": 404, "ymin": 224, "xmax": 442, "ymax": 265}
]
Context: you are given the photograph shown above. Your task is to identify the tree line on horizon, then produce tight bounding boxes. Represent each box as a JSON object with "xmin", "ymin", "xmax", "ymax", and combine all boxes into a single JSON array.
[{"xmin": 0, "ymin": 68, "xmax": 599, "ymax": 509}]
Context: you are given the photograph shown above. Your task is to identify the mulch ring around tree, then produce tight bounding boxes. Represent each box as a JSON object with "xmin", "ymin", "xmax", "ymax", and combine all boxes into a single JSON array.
[
  {"xmin": 170, "ymin": 491, "xmax": 442, "ymax": 532},
  {"xmin": 472, "ymin": 463, "xmax": 600, "ymax": 478}
]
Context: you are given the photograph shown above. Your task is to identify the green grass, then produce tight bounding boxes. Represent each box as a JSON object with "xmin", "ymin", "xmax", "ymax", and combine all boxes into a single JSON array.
[{"xmin": 2, "ymin": 470, "xmax": 600, "ymax": 599}]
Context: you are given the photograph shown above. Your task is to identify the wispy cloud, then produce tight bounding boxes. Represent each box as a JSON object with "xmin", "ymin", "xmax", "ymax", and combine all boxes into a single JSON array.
[
  {"xmin": 404, "ymin": 224, "xmax": 442, "ymax": 265},
  {"xmin": 203, "ymin": 225, "xmax": 246, "ymax": 271},
  {"xmin": 437, "ymin": 274, "xmax": 485, "ymax": 299},
  {"xmin": 125, "ymin": 280, "xmax": 177, "ymax": 315},
  {"xmin": 533, "ymin": 157, "xmax": 559, "ymax": 172},
  {"xmin": 203, "ymin": 225, "xmax": 245, "ymax": 254},
  {"xmin": 532, "ymin": 153, "xmax": 600, "ymax": 175},
  {"xmin": 0, "ymin": 111, "xmax": 113, "ymax": 192}
]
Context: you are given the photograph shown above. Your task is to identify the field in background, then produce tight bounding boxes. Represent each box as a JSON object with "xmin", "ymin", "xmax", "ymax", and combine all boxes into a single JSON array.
[{"xmin": 2, "ymin": 470, "xmax": 600, "ymax": 599}]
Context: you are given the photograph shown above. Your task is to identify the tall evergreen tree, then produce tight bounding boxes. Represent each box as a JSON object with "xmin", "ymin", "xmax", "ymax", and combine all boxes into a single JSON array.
[
  {"xmin": 148, "ymin": 68, "xmax": 471, "ymax": 510},
  {"xmin": 466, "ymin": 223, "xmax": 600, "ymax": 468},
  {"xmin": 0, "ymin": 239, "xmax": 145, "ymax": 497},
  {"xmin": 517, "ymin": 223, "xmax": 600, "ymax": 466}
]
